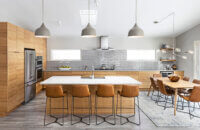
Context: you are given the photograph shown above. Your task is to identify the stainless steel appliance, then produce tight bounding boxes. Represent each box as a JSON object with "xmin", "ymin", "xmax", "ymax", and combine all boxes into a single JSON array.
[
  {"xmin": 36, "ymin": 56, "xmax": 43, "ymax": 82},
  {"xmin": 24, "ymin": 49, "xmax": 36, "ymax": 103},
  {"xmin": 36, "ymin": 56, "xmax": 43, "ymax": 68},
  {"xmin": 160, "ymin": 71, "xmax": 174, "ymax": 77}
]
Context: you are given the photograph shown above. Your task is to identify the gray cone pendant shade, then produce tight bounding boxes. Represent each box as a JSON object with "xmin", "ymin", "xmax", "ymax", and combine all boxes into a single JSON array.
[
  {"xmin": 81, "ymin": 23, "xmax": 96, "ymax": 37},
  {"xmin": 35, "ymin": 0, "xmax": 50, "ymax": 38},
  {"xmin": 35, "ymin": 23, "xmax": 50, "ymax": 38},
  {"xmin": 128, "ymin": 0, "xmax": 144, "ymax": 38},
  {"xmin": 128, "ymin": 23, "xmax": 144, "ymax": 38},
  {"xmin": 81, "ymin": 0, "xmax": 96, "ymax": 37}
]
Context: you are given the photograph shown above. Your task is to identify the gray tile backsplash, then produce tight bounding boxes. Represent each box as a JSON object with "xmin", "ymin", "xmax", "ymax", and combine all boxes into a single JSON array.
[{"xmin": 46, "ymin": 50, "xmax": 174, "ymax": 71}]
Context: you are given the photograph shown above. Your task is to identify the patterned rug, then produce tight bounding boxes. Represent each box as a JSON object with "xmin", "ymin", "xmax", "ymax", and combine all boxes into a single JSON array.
[{"xmin": 139, "ymin": 91, "xmax": 200, "ymax": 127}]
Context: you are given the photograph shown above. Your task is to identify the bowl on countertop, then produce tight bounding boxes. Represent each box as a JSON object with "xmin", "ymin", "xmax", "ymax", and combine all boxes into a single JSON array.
[
  {"xmin": 58, "ymin": 67, "xmax": 71, "ymax": 71},
  {"xmin": 168, "ymin": 74, "xmax": 180, "ymax": 82}
]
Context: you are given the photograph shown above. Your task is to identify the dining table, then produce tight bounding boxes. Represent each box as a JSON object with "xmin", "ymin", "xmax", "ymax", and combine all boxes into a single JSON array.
[{"xmin": 155, "ymin": 77, "xmax": 200, "ymax": 116}]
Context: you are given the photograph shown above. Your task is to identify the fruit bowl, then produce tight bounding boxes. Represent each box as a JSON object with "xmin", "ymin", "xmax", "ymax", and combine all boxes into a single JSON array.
[
  {"xmin": 58, "ymin": 68, "xmax": 71, "ymax": 71},
  {"xmin": 58, "ymin": 66, "xmax": 71, "ymax": 71},
  {"xmin": 168, "ymin": 75, "xmax": 180, "ymax": 82}
]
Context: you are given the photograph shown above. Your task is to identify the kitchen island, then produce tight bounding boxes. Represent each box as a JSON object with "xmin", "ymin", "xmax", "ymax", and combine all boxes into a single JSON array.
[{"xmin": 41, "ymin": 76, "xmax": 141, "ymax": 114}]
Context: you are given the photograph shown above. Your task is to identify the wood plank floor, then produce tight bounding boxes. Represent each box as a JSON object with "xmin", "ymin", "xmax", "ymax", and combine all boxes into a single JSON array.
[{"xmin": 0, "ymin": 91, "xmax": 192, "ymax": 130}]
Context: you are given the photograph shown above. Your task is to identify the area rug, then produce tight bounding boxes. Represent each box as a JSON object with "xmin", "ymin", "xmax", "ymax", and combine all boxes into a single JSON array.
[{"xmin": 139, "ymin": 91, "xmax": 200, "ymax": 127}]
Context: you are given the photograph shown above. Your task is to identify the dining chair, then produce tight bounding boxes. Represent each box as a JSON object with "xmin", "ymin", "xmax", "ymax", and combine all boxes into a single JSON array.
[
  {"xmin": 179, "ymin": 86, "xmax": 200, "ymax": 119},
  {"xmin": 116, "ymin": 85, "xmax": 140, "ymax": 125},
  {"xmin": 147, "ymin": 77, "xmax": 160, "ymax": 101},
  {"xmin": 44, "ymin": 85, "xmax": 68, "ymax": 126},
  {"xmin": 178, "ymin": 79, "xmax": 200, "ymax": 110},
  {"xmin": 156, "ymin": 80, "xmax": 174, "ymax": 109},
  {"xmin": 147, "ymin": 74, "xmax": 162, "ymax": 97},
  {"xmin": 95, "ymin": 84, "xmax": 116, "ymax": 125},
  {"xmin": 71, "ymin": 85, "xmax": 92, "ymax": 125}
]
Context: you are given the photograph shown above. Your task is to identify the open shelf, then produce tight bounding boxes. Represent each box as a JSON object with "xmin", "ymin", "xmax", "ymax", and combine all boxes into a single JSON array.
[
  {"xmin": 160, "ymin": 48, "xmax": 174, "ymax": 51},
  {"xmin": 160, "ymin": 59, "xmax": 176, "ymax": 62}
]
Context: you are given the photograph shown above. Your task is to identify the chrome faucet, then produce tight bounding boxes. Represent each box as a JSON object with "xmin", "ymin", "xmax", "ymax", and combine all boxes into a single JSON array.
[{"xmin": 91, "ymin": 65, "xmax": 95, "ymax": 79}]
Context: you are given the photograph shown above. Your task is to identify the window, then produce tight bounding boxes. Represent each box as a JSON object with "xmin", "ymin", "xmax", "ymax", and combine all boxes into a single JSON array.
[
  {"xmin": 127, "ymin": 50, "xmax": 156, "ymax": 61},
  {"xmin": 51, "ymin": 50, "xmax": 81, "ymax": 61}
]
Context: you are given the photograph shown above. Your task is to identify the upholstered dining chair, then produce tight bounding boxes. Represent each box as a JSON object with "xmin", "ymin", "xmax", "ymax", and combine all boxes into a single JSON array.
[
  {"xmin": 178, "ymin": 79, "xmax": 200, "ymax": 110},
  {"xmin": 179, "ymin": 86, "xmax": 200, "ymax": 119},
  {"xmin": 156, "ymin": 80, "xmax": 174, "ymax": 109},
  {"xmin": 147, "ymin": 77, "xmax": 159, "ymax": 101},
  {"xmin": 147, "ymin": 74, "xmax": 162, "ymax": 97}
]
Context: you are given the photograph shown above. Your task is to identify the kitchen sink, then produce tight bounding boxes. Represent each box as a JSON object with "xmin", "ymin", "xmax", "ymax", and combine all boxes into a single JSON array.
[{"xmin": 81, "ymin": 77, "xmax": 105, "ymax": 79}]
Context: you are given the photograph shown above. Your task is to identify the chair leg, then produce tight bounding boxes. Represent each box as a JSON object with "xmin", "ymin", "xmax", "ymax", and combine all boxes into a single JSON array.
[
  {"xmin": 137, "ymin": 97, "xmax": 141, "ymax": 125},
  {"xmin": 62, "ymin": 97, "xmax": 64, "ymax": 125},
  {"xmin": 112, "ymin": 97, "xmax": 116, "ymax": 125},
  {"xmin": 44, "ymin": 98, "xmax": 47, "ymax": 126},
  {"xmin": 120, "ymin": 95, "xmax": 122, "ymax": 124},
  {"xmin": 164, "ymin": 96, "xmax": 168, "ymax": 110},
  {"xmin": 71, "ymin": 97, "xmax": 73, "ymax": 125},
  {"xmin": 147, "ymin": 85, "xmax": 152, "ymax": 96},
  {"xmin": 95, "ymin": 94, "xmax": 98, "ymax": 125},
  {"xmin": 188, "ymin": 101, "xmax": 192, "ymax": 119}
]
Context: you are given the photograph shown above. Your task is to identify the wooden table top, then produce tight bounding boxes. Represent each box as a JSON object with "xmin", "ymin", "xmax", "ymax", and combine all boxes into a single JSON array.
[{"xmin": 156, "ymin": 77, "xmax": 200, "ymax": 89}]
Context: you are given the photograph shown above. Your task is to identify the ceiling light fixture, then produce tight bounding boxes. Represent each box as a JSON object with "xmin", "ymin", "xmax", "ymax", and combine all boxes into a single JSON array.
[
  {"xmin": 128, "ymin": 0, "xmax": 144, "ymax": 38},
  {"xmin": 81, "ymin": 0, "xmax": 96, "ymax": 38},
  {"xmin": 154, "ymin": 12, "xmax": 193, "ymax": 60},
  {"xmin": 35, "ymin": 0, "xmax": 50, "ymax": 38}
]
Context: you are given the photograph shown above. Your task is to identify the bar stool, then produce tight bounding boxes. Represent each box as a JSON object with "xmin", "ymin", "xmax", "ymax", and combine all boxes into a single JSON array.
[
  {"xmin": 44, "ymin": 85, "xmax": 68, "ymax": 126},
  {"xmin": 116, "ymin": 85, "xmax": 140, "ymax": 125},
  {"xmin": 71, "ymin": 85, "xmax": 91, "ymax": 125},
  {"xmin": 95, "ymin": 84, "xmax": 116, "ymax": 125}
]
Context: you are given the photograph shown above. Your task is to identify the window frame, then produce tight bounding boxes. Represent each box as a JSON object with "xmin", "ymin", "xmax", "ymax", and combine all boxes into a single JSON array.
[
  {"xmin": 126, "ymin": 49, "xmax": 156, "ymax": 61},
  {"xmin": 50, "ymin": 49, "xmax": 81, "ymax": 61}
]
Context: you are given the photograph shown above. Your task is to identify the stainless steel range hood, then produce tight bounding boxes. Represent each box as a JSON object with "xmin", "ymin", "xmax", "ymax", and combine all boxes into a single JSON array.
[{"xmin": 97, "ymin": 36, "xmax": 114, "ymax": 50}]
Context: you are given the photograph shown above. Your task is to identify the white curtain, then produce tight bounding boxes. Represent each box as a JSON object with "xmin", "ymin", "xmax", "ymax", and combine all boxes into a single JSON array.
[{"xmin": 194, "ymin": 41, "xmax": 200, "ymax": 79}]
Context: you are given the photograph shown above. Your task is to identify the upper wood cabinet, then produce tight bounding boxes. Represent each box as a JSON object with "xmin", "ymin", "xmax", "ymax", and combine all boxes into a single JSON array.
[
  {"xmin": 16, "ymin": 27, "xmax": 24, "ymax": 52},
  {"xmin": 7, "ymin": 23, "xmax": 17, "ymax": 52},
  {"xmin": 24, "ymin": 29, "xmax": 34, "ymax": 49}
]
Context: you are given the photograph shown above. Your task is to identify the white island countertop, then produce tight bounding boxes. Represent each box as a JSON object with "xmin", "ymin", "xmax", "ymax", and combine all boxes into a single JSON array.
[{"xmin": 40, "ymin": 76, "xmax": 141, "ymax": 85}]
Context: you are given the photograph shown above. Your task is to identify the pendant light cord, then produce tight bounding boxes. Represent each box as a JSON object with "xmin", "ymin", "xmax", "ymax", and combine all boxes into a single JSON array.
[
  {"xmin": 88, "ymin": 0, "xmax": 90, "ymax": 23},
  {"xmin": 172, "ymin": 12, "xmax": 175, "ymax": 55},
  {"xmin": 42, "ymin": 0, "xmax": 44, "ymax": 23},
  {"xmin": 135, "ymin": 0, "xmax": 137, "ymax": 23}
]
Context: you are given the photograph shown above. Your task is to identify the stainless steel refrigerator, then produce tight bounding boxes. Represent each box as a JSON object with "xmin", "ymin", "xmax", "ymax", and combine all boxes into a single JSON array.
[{"xmin": 24, "ymin": 49, "xmax": 36, "ymax": 103}]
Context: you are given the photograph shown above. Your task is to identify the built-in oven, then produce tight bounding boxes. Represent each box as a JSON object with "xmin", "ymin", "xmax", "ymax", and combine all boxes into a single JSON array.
[
  {"xmin": 36, "ymin": 56, "xmax": 43, "ymax": 82},
  {"xmin": 36, "ymin": 56, "xmax": 43, "ymax": 68},
  {"xmin": 36, "ymin": 66, "xmax": 43, "ymax": 82},
  {"xmin": 160, "ymin": 71, "xmax": 174, "ymax": 77}
]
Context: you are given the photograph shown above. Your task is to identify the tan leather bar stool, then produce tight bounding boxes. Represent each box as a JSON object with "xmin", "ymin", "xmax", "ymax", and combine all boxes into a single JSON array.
[
  {"xmin": 44, "ymin": 85, "xmax": 68, "ymax": 126},
  {"xmin": 116, "ymin": 85, "xmax": 140, "ymax": 125},
  {"xmin": 71, "ymin": 85, "xmax": 91, "ymax": 125},
  {"xmin": 95, "ymin": 84, "xmax": 116, "ymax": 125}
]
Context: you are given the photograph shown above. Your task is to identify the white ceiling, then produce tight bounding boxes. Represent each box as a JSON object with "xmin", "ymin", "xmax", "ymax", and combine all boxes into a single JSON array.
[{"xmin": 0, "ymin": 0, "xmax": 200, "ymax": 37}]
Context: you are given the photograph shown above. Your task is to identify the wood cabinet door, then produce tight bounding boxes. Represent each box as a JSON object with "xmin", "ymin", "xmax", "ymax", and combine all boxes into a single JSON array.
[
  {"xmin": 16, "ymin": 27, "xmax": 24, "ymax": 52},
  {"xmin": 7, "ymin": 52, "xmax": 18, "ymax": 111},
  {"xmin": 16, "ymin": 53, "xmax": 25, "ymax": 103},
  {"xmin": 24, "ymin": 30, "xmax": 34, "ymax": 49},
  {"xmin": 7, "ymin": 23, "xmax": 17, "ymax": 52},
  {"xmin": 7, "ymin": 52, "xmax": 24, "ymax": 111}
]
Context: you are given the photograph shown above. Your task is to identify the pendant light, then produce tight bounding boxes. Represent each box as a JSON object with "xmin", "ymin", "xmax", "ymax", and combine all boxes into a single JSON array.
[
  {"xmin": 128, "ymin": 0, "xmax": 144, "ymax": 38},
  {"xmin": 81, "ymin": 0, "xmax": 96, "ymax": 37},
  {"xmin": 35, "ymin": 0, "xmax": 50, "ymax": 38}
]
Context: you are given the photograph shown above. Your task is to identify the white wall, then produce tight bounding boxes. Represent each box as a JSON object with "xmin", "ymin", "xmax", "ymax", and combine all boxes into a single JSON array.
[
  {"xmin": 47, "ymin": 36, "xmax": 174, "ymax": 61},
  {"xmin": 176, "ymin": 24, "xmax": 200, "ymax": 79}
]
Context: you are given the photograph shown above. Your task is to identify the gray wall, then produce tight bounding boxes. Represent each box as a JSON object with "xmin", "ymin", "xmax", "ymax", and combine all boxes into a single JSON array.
[
  {"xmin": 176, "ymin": 24, "xmax": 200, "ymax": 79},
  {"xmin": 47, "ymin": 36, "xmax": 174, "ymax": 61},
  {"xmin": 46, "ymin": 37, "xmax": 175, "ymax": 70}
]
